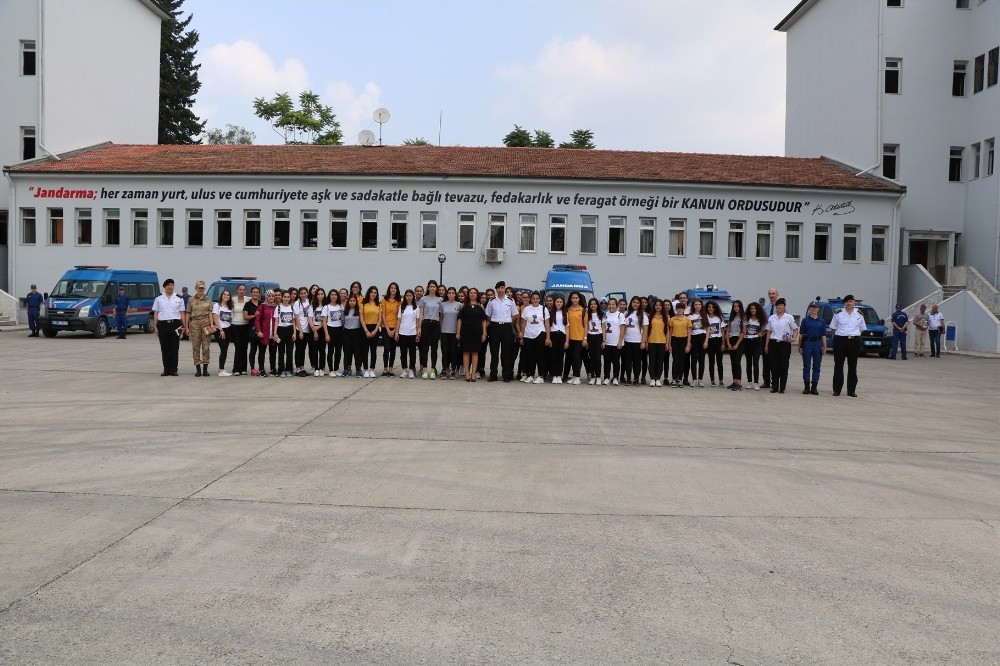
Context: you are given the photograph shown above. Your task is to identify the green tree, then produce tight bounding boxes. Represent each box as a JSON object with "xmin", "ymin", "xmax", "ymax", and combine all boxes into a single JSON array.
[
  {"xmin": 155, "ymin": 0, "xmax": 205, "ymax": 144},
  {"xmin": 252, "ymin": 91, "xmax": 343, "ymax": 145},
  {"xmin": 532, "ymin": 130, "xmax": 555, "ymax": 148},
  {"xmin": 403, "ymin": 137, "xmax": 431, "ymax": 146},
  {"xmin": 559, "ymin": 129, "xmax": 596, "ymax": 149},
  {"xmin": 204, "ymin": 124, "xmax": 256, "ymax": 145},
  {"xmin": 502, "ymin": 125, "xmax": 533, "ymax": 147}
]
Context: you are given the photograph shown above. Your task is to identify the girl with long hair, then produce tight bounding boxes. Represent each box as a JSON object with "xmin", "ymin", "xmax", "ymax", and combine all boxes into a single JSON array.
[
  {"xmin": 705, "ymin": 300, "xmax": 725, "ymax": 387},
  {"xmin": 646, "ymin": 299, "xmax": 669, "ymax": 387},
  {"xmin": 725, "ymin": 299, "xmax": 746, "ymax": 390},
  {"xmin": 342, "ymin": 295, "xmax": 364, "ymax": 377},
  {"xmin": 602, "ymin": 297, "xmax": 623, "ymax": 385},
  {"xmin": 309, "ymin": 288, "xmax": 327, "ymax": 376},
  {"xmin": 323, "ymin": 288, "xmax": 343, "ymax": 378},
  {"xmin": 743, "ymin": 301, "xmax": 765, "ymax": 390},
  {"xmin": 621, "ymin": 296, "xmax": 647, "ymax": 386},
  {"xmin": 360, "ymin": 285, "xmax": 381, "ymax": 378},
  {"xmin": 292, "ymin": 286, "xmax": 313, "ymax": 377},
  {"xmin": 585, "ymin": 297, "xmax": 605, "ymax": 384},
  {"xmin": 273, "ymin": 289, "xmax": 295, "ymax": 377},
  {"xmin": 668, "ymin": 303, "xmax": 692, "ymax": 387},
  {"xmin": 519, "ymin": 290, "xmax": 547, "ymax": 384},
  {"xmin": 380, "ymin": 281, "xmax": 400, "ymax": 376},
  {"xmin": 457, "ymin": 287, "xmax": 487, "ymax": 382},
  {"xmin": 564, "ymin": 291, "xmax": 587, "ymax": 384},
  {"xmin": 395, "ymin": 289, "xmax": 419, "ymax": 378},
  {"xmin": 687, "ymin": 298, "xmax": 709, "ymax": 387},
  {"xmin": 439, "ymin": 286, "xmax": 463, "ymax": 379},
  {"xmin": 213, "ymin": 289, "xmax": 234, "ymax": 376},
  {"xmin": 545, "ymin": 295, "xmax": 568, "ymax": 384}
]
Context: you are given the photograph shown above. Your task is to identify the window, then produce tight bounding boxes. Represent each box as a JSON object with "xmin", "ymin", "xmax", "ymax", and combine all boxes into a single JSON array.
[
  {"xmin": 814, "ymin": 223, "xmax": 830, "ymax": 261},
  {"xmin": 273, "ymin": 210, "xmax": 290, "ymax": 247},
  {"xmin": 519, "ymin": 214, "xmax": 536, "ymax": 252},
  {"xmin": 158, "ymin": 209, "xmax": 173, "ymax": 246},
  {"xmin": 245, "ymin": 210, "xmax": 261, "ymax": 247},
  {"xmin": 216, "ymin": 209, "xmax": 232, "ymax": 247},
  {"xmin": 883, "ymin": 144, "xmax": 899, "ymax": 179},
  {"xmin": 954, "ymin": 61, "xmax": 968, "ymax": 96},
  {"xmin": 361, "ymin": 210, "xmax": 378, "ymax": 249},
  {"xmin": 668, "ymin": 218, "xmax": 685, "ymax": 256},
  {"xmin": 48, "ymin": 208, "xmax": 64, "ymax": 245},
  {"xmin": 872, "ymin": 226, "xmax": 887, "ymax": 263},
  {"xmin": 390, "ymin": 211, "xmax": 407, "ymax": 249},
  {"xmin": 301, "ymin": 210, "xmax": 318, "ymax": 248},
  {"xmin": 785, "ymin": 222, "xmax": 801, "ymax": 260},
  {"xmin": 727, "ymin": 220, "xmax": 745, "ymax": 258},
  {"xmin": 949, "ymin": 147, "xmax": 964, "ymax": 182},
  {"xmin": 698, "ymin": 219, "xmax": 715, "ymax": 257},
  {"xmin": 986, "ymin": 138, "xmax": 995, "ymax": 176},
  {"xmin": 956, "ymin": 0, "xmax": 970, "ymax": 7},
  {"xmin": 608, "ymin": 216, "xmax": 625, "ymax": 255},
  {"xmin": 21, "ymin": 208, "xmax": 36, "ymax": 244},
  {"xmin": 330, "ymin": 210, "xmax": 347, "ymax": 248},
  {"xmin": 21, "ymin": 40, "xmax": 36, "ymax": 76},
  {"xmin": 20, "ymin": 126, "xmax": 35, "ymax": 160},
  {"xmin": 580, "ymin": 215, "xmax": 597, "ymax": 254},
  {"xmin": 974, "ymin": 54, "xmax": 985, "ymax": 93},
  {"xmin": 756, "ymin": 222, "xmax": 772, "ymax": 259},
  {"xmin": 639, "ymin": 217, "xmax": 655, "ymax": 256},
  {"xmin": 884, "ymin": 59, "xmax": 901, "ymax": 94},
  {"xmin": 989, "ymin": 47, "xmax": 998, "ymax": 88},
  {"xmin": 549, "ymin": 215, "xmax": 566, "ymax": 253},
  {"xmin": 458, "ymin": 213, "xmax": 475, "ymax": 250},
  {"xmin": 0, "ymin": 212, "xmax": 6, "ymax": 247},
  {"xmin": 77, "ymin": 209, "xmax": 92, "ymax": 245},
  {"xmin": 105, "ymin": 208, "xmax": 121, "ymax": 246},
  {"xmin": 886, "ymin": 0, "xmax": 901, "ymax": 6},
  {"xmin": 972, "ymin": 143, "xmax": 982, "ymax": 179},
  {"xmin": 421, "ymin": 212, "xmax": 437, "ymax": 249},
  {"xmin": 132, "ymin": 209, "xmax": 148, "ymax": 246},
  {"xmin": 843, "ymin": 225, "xmax": 858, "ymax": 262},
  {"xmin": 186, "ymin": 209, "xmax": 202, "ymax": 247},
  {"xmin": 488, "ymin": 214, "xmax": 506, "ymax": 249}
]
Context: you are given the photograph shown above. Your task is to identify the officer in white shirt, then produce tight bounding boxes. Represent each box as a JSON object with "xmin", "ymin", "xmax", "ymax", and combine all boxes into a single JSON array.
[
  {"xmin": 764, "ymin": 297, "xmax": 798, "ymax": 394},
  {"xmin": 484, "ymin": 280, "xmax": 518, "ymax": 382},
  {"xmin": 828, "ymin": 293, "xmax": 867, "ymax": 397},
  {"xmin": 761, "ymin": 287, "xmax": 780, "ymax": 388},
  {"xmin": 927, "ymin": 304, "xmax": 945, "ymax": 358},
  {"xmin": 152, "ymin": 278, "xmax": 185, "ymax": 376}
]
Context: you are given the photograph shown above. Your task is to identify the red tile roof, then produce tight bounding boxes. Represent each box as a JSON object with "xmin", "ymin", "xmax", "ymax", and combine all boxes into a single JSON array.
[{"xmin": 6, "ymin": 143, "xmax": 904, "ymax": 194}]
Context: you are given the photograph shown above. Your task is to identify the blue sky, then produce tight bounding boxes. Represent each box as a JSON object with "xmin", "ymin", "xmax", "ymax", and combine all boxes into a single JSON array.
[{"xmin": 187, "ymin": 0, "xmax": 800, "ymax": 154}]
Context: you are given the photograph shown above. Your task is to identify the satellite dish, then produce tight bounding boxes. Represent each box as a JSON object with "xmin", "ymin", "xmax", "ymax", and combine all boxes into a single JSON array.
[
  {"xmin": 358, "ymin": 130, "xmax": 376, "ymax": 146},
  {"xmin": 373, "ymin": 108, "xmax": 390, "ymax": 123}
]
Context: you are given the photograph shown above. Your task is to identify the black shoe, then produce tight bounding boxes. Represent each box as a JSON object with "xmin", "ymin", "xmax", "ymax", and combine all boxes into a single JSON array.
[
  {"xmin": 202, "ymin": 365, "xmax": 209, "ymax": 377},
  {"xmin": 761, "ymin": 383, "xmax": 771, "ymax": 389},
  {"xmin": 161, "ymin": 371, "xmax": 170, "ymax": 376},
  {"xmin": 488, "ymin": 375, "xmax": 498, "ymax": 382},
  {"xmin": 802, "ymin": 386, "xmax": 810, "ymax": 394},
  {"xmin": 170, "ymin": 370, "xmax": 179, "ymax": 376},
  {"xmin": 810, "ymin": 386, "xmax": 819, "ymax": 395},
  {"xmin": 770, "ymin": 388, "xmax": 779, "ymax": 393},
  {"xmin": 833, "ymin": 391, "xmax": 841, "ymax": 396},
  {"xmin": 847, "ymin": 392, "xmax": 857, "ymax": 397},
  {"xmin": 779, "ymin": 389, "xmax": 785, "ymax": 394},
  {"xmin": 731, "ymin": 384, "xmax": 742, "ymax": 391},
  {"xmin": 195, "ymin": 366, "xmax": 202, "ymax": 377}
]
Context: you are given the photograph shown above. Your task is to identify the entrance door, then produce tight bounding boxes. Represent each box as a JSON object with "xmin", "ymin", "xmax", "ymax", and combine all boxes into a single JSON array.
[{"xmin": 909, "ymin": 238, "xmax": 948, "ymax": 283}]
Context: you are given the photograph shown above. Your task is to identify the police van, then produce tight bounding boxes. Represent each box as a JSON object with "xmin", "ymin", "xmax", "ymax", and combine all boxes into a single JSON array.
[
  {"xmin": 684, "ymin": 285, "xmax": 734, "ymax": 321},
  {"xmin": 207, "ymin": 277, "xmax": 280, "ymax": 302},
  {"xmin": 542, "ymin": 264, "xmax": 595, "ymax": 305},
  {"xmin": 807, "ymin": 297, "xmax": 891, "ymax": 357},
  {"xmin": 38, "ymin": 266, "xmax": 160, "ymax": 338}
]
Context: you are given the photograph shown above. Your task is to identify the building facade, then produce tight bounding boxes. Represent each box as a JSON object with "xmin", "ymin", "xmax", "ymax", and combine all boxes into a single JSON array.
[
  {"xmin": 0, "ymin": 0, "xmax": 165, "ymax": 290},
  {"xmin": 6, "ymin": 144, "xmax": 905, "ymax": 314},
  {"xmin": 779, "ymin": 0, "xmax": 1000, "ymax": 290}
]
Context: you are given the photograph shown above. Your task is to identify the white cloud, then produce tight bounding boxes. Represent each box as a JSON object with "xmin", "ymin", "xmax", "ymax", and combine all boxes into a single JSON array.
[
  {"xmin": 323, "ymin": 81, "xmax": 383, "ymax": 145},
  {"xmin": 200, "ymin": 40, "xmax": 310, "ymax": 97}
]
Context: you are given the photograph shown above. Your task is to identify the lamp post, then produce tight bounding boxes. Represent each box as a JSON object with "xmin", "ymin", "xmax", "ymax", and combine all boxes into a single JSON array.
[{"xmin": 437, "ymin": 253, "xmax": 446, "ymax": 285}]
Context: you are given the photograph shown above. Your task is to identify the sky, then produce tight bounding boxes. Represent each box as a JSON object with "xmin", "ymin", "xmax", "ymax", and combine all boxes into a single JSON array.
[{"xmin": 186, "ymin": 0, "xmax": 802, "ymax": 155}]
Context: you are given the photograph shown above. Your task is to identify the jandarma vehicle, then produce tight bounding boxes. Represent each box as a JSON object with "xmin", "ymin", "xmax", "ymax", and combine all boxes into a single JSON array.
[{"xmin": 38, "ymin": 265, "xmax": 160, "ymax": 338}]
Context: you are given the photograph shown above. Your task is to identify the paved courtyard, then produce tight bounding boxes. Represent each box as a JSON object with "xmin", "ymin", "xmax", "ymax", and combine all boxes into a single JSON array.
[{"xmin": 0, "ymin": 332, "xmax": 997, "ymax": 664}]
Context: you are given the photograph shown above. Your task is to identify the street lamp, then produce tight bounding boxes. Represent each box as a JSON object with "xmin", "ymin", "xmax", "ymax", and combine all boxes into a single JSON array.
[{"xmin": 437, "ymin": 253, "xmax": 447, "ymax": 285}]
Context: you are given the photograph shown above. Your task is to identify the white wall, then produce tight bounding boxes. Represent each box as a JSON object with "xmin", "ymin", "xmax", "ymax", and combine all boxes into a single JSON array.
[
  {"xmin": 8, "ymin": 172, "xmax": 903, "ymax": 316},
  {"xmin": 937, "ymin": 291, "xmax": 1000, "ymax": 353}
]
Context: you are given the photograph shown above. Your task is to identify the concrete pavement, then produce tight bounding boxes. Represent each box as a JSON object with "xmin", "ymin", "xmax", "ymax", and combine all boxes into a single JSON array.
[{"xmin": 0, "ymin": 332, "xmax": 997, "ymax": 664}]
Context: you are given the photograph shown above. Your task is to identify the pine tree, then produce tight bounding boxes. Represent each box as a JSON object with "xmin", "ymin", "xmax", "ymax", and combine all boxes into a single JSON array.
[{"xmin": 156, "ymin": 0, "xmax": 204, "ymax": 144}]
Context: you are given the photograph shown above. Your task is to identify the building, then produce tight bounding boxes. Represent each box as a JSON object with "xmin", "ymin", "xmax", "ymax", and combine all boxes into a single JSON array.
[
  {"xmin": 0, "ymin": 0, "xmax": 166, "ymax": 291},
  {"xmin": 5, "ymin": 143, "xmax": 905, "ymax": 315},
  {"xmin": 778, "ymin": 0, "xmax": 1000, "ymax": 350}
]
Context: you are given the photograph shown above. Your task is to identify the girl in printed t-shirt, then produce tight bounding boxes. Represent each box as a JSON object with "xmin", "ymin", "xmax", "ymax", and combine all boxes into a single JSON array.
[
  {"xmin": 705, "ymin": 300, "xmax": 725, "ymax": 387},
  {"xmin": 545, "ymin": 295, "xmax": 568, "ymax": 384},
  {"xmin": 309, "ymin": 288, "xmax": 327, "ymax": 376},
  {"xmin": 519, "ymin": 291, "xmax": 547, "ymax": 384},
  {"xmin": 743, "ymin": 301, "xmax": 765, "ymax": 390},
  {"xmin": 273, "ymin": 290, "xmax": 295, "ymax": 377},
  {"xmin": 725, "ymin": 299, "xmax": 746, "ymax": 391},
  {"xmin": 213, "ymin": 289, "xmax": 233, "ymax": 377},
  {"xmin": 395, "ymin": 289, "xmax": 420, "ymax": 378},
  {"xmin": 585, "ymin": 298, "xmax": 605, "ymax": 384},
  {"xmin": 620, "ymin": 296, "xmax": 647, "ymax": 386},
  {"xmin": 323, "ymin": 289, "xmax": 343, "ymax": 378},
  {"xmin": 602, "ymin": 298, "xmax": 623, "ymax": 385},
  {"xmin": 687, "ymin": 299, "xmax": 709, "ymax": 387},
  {"xmin": 341, "ymin": 295, "xmax": 363, "ymax": 377}
]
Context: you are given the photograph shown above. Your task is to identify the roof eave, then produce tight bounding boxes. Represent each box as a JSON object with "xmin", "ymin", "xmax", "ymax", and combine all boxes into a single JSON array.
[{"xmin": 774, "ymin": 0, "xmax": 820, "ymax": 32}]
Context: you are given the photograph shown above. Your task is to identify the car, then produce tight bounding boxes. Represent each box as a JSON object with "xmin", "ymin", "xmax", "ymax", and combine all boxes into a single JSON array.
[
  {"xmin": 38, "ymin": 265, "xmax": 160, "ymax": 338},
  {"xmin": 808, "ymin": 297, "xmax": 891, "ymax": 357},
  {"xmin": 542, "ymin": 264, "xmax": 595, "ymax": 305}
]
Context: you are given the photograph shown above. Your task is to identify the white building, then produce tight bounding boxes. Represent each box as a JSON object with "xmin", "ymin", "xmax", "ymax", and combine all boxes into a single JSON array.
[
  {"xmin": 0, "ymin": 0, "xmax": 165, "ymax": 291},
  {"xmin": 5, "ymin": 143, "xmax": 905, "ymax": 317},
  {"xmin": 778, "ymin": 0, "xmax": 1000, "ymax": 350}
]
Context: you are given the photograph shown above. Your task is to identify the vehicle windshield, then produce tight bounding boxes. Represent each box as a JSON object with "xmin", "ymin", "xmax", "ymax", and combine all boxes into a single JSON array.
[
  {"xmin": 859, "ymin": 307, "xmax": 882, "ymax": 325},
  {"xmin": 49, "ymin": 279, "xmax": 107, "ymax": 299}
]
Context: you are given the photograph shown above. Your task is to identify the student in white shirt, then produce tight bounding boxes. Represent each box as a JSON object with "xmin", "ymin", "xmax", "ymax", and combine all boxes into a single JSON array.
[
  {"xmin": 705, "ymin": 300, "xmax": 726, "ymax": 387},
  {"xmin": 584, "ymin": 297, "xmax": 606, "ymax": 384},
  {"xmin": 545, "ymin": 296, "xmax": 567, "ymax": 384},
  {"xmin": 323, "ymin": 288, "xmax": 343, "ymax": 377},
  {"xmin": 518, "ymin": 291, "xmax": 547, "ymax": 384},
  {"xmin": 273, "ymin": 289, "xmax": 296, "ymax": 377},
  {"xmin": 602, "ymin": 298, "xmax": 623, "ymax": 385},
  {"xmin": 309, "ymin": 288, "xmax": 327, "ymax": 376},
  {"xmin": 621, "ymin": 296, "xmax": 648, "ymax": 386},
  {"xmin": 212, "ymin": 289, "xmax": 234, "ymax": 376},
  {"xmin": 292, "ymin": 287, "xmax": 313, "ymax": 377},
  {"xmin": 395, "ymin": 289, "xmax": 420, "ymax": 377}
]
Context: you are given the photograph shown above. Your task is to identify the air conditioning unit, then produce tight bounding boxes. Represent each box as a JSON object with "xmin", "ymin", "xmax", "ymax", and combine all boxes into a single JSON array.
[{"xmin": 485, "ymin": 248, "xmax": 505, "ymax": 263}]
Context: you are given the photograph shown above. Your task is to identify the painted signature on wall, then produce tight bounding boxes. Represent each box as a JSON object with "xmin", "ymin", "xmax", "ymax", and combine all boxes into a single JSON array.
[{"xmin": 812, "ymin": 201, "xmax": 855, "ymax": 216}]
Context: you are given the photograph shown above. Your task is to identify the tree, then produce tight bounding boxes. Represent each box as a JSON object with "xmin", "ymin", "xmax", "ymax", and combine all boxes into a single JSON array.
[
  {"xmin": 205, "ymin": 124, "xmax": 256, "ymax": 145},
  {"xmin": 559, "ymin": 129, "xmax": 596, "ymax": 149},
  {"xmin": 155, "ymin": 0, "xmax": 205, "ymax": 144},
  {"xmin": 252, "ymin": 91, "xmax": 343, "ymax": 145},
  {"xmin": 403, "ymin": 137, "xmax": 431, "ymax": 146},
  {"xmin": 532, "ymin": 130, "xmax": 555, "ymax": 148},
  {"xmin": 502, "ymin": 125, "xmax": 533, "ymax": 147}
]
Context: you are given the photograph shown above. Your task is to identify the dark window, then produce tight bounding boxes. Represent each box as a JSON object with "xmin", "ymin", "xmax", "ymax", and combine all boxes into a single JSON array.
[
  {"xmin": 216, "ymin": 211, "xmax": 232, "ymax": 247},
  {"xmin": 21, "ymin": 41, "xmax": 35, "ymax": 76},
  {"xmin": 884, "ymin": 59, "xmax": 901, "ymax": 94},
  {"xmin": 953, "ymin": 61, "xmax": 967, "ymax": 96},
  {"xmin": 974, "ymin": 54, "xmax": 985, "ymax": 93},
  {"xmin": 187, "ymin": 211, "xmax": 202, "ymax": 247},
  {"xmin": 886, "ymin": 0, "xmax": 902, "ymax": 5},
  {"xmin": 0, "ymin": 211, "xmax": 7, "ymax": 246},
  {"xmin": 989, "ymin": 47, "xmax": 998, "ymax": 88},
  {"xmin": 814, "ymin": 224, "xmax": 830, "ymax": 261},
  {"xmin": 949, "ymin": 147, "xmax": 964, "ymax": 182},
  {"xmin": 331, "ymin": 210, "xmax": 347, "ymax": 248},
  {"xmin": 361, "ymin": 211, "xmax": 378, "ymax": 249},
  {"xmin": 21, "ymin": 127, "xmax": 36, "ymax": 160},
  {"xmin": 273, "ymin": 211, "xmax": 290, "ymax": 247},
  {"xmin": 883, "ymin": 144, "xmax": 898, "ymax": 180},
  {"xmin": 956, "ymin": 0, "xmax": 970, "ymax": 8}
]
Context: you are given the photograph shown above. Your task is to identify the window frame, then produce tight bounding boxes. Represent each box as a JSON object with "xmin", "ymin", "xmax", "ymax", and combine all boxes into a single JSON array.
[
  {"xmin": 518, "ymin": 213, "xmax": 537, "ymax": 253},
  {"xmin": 77, "ymin": 208, "xmax": 93, "ymax": 246},
  {"xmin": 48, "ymin": 207, "xmax": 64, "ymax": 245},
  {"xmin": 360, "ymin": 210, "xmax": 378, "ymax": 249},
  {"xmin": 755, "ymin": 221, "xmax": 772, "ymax": 260},
  {"xmin": 488, "ymin": 213, "xmax": 506, "ymax": 250},
  {"xmin": 549, "ymin": 214, "xmax": 567, "ymax": 254},
  {"xmin": 580, "ymin": 215, "xmax": 597, "ymax": 255},
  {"xmin": 420, "ymin": 211, "xmax": 438, "ymax": 250},
  {"xmin": 727, "ymin": 220, "xmax": 745, "ymax": 259},
  {"xmin": 668, "ymin": 218, "xmax": 686, "ymax": 257},
  {"xmin": 814, "ymin": 223, "xmax": 831, "ymax": 262},
  {"xmin": 244, "ymin": 210, "xmax": 262, "ymax": 248},
  {"xmin": 883, "ymin": 144, "xmax": 899, "ymax": 180},
  {"xmin": 986, "ymin": 138, "xmax": 995, "ymax": 177},
  {"xmin": 330, "ymin": 210, "xmax": 347, "ymax": 249},
  {"xmin": 842, "ymin": 224, "xmax": 859, "ymax": 262},
  {"xmin": 215, "ymin": 209, "xmax": 232, "ymax": 248},
  {"xmin": 20, "ymin": 40, "xmax": 36, "ymax": 76},
  {"xmin": 953, "ymin": 61, "xmax": 968, "ymax": 97},
  {"xmin": 972, "ymin": 142, "xmax": 982, "ymax": 179},
  {"xmin": 871, "ymin": 226, "xmax": 887, "ymax": 263},
  {"xmin": 157, "ymin": 208, "xmax": 173, "ymax": 247},
  {"xmin": 638, "ymin": 217, "xmax": 656, "ymax": 256},
  {"xmin": 106, "ymin": 208, "xmax": 121, "ymax": 246},
  {"xmin": 185, "ymin": 209, "xmax": 202, "ymax": 247},
  {"xmin": 608, "ymin": 216, "xmax": 626, "ymax": 256},
  {"xmin": 949, "ymin": 147, "xmax": 964, "ymax": 182},
  {"xmin": 272, "ymin": 209, "xmax": 290, "ymax": 248},
  {"xmin": 974, "ymin": 54, "xmax": 985, "ymax": 94},
  {"xmin": 390, "ymin": 211, "xmax": 407, "ymax": 250},
  {"xmin": 458, "ymin": 212, "xmax": 475, "ymax": 251},
  {"xmin": 785, "ymin": 222, "xmax": 801, "ymax": 261},
  {"xmin": 884, "ymin": 58, "xmax": 902, "ymax": 94},
  {"xmin": 301, "ymin": 210, "xmax": 318, "ymax": 249},
  {"xmin": 698, "ymin": 219, "xmax": 716, "ymax": 258},
  {"xmin": 20, "ymin": 126, "xmax": 36, "ymax": 161},
  {"xmin": 131, "ymin": 209, "xmax": 148, "ymax": 247},
  {"xmin": 21, "ymin": 208, "xmax": 36, "ymax": 245},
  {"xmin": 989, "ymin": 47, "xmax": 998, "ymax": 88}
]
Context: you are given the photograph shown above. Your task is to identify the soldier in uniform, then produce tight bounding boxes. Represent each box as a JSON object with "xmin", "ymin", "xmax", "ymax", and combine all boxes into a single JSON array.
[
  {"xmin": 798, "ymin": 301, "xmax": 827, "ymax": 394},
  {"xmin": 25, "ymin": 284, "xmax": 44, "ymax": 337},
  {"xmin": 114, "ymin": 286, "xmax": 130, "ymax": 339},
  {"xmin": 185, "ymin": 280, "xmax": 214, "ymax": 377},
  {"xmin": 179, "ymin": 286, "xmax": 191, "ymax": 340}
]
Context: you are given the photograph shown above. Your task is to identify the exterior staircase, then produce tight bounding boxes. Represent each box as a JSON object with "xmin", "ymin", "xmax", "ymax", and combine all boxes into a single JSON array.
[
  {"xmin": 0, "ymin": 312, "xmax": 17, "ymax": 328},
  {"xmin": 941, "ymin": 285, "xmax": 964, "ymax": 300}
]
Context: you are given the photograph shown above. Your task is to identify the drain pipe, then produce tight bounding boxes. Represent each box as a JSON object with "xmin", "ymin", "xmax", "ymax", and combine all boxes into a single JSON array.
[
  {"xmin": 889, "ymin": 191, "xmax": 906, "ymax": 314},
  {"xmin": 856, "ymin": 1, "xmax": 884, "ymax": 177}
]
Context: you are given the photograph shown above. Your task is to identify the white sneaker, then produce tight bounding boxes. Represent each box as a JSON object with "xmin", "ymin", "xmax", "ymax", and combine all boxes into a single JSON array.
[
  {"xmin": 602, "ymin": 378, "xmax": 609, "ymax": 385},
  {"xmin": 533, "ymin": 376, "xmax": 544, "ymax": 384},
  {"xmin": 330, "ymin": 371, "xmax": 338, "ymax": 378},
  {"xmin": 318, "ymin": 369, "xmax": 326, "ymax": 377},
  {"xmin": 218, "ymin": 370, "xmax": 231, "ymax": 377},
  {"xmin": 611, "ymin": 378, "xmax": 619, "ymax": 386},
  {"xmin": 752, "ymin": 383, "xmax": 760, "ymax": 391},
  {"xmin": 520, "ymin": 376, "xmax": 530, "ymax": 383},
  {"xmin": 552, "ymin": 376, "xmax": 562, "ymax": 384}
]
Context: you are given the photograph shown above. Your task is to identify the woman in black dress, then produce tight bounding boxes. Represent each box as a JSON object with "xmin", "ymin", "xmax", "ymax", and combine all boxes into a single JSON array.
[{"xmin": 456, "ymin": 287, "xmax": 488, "ymax": 382}]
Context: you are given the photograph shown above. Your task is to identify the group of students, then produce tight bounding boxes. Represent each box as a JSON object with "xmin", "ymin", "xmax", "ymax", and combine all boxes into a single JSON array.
[{"xmin": 192, "ymin": 279, "xmax": 812, "ymax": 394}]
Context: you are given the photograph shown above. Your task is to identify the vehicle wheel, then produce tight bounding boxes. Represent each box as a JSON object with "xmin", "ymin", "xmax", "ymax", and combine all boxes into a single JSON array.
[
  {"xmin": 143, "ymin": 315, "xmax": 154, "ymax": 334},
  {"xmin": 42, "ymin": 329, "xmax": 58, "ymax": 338},
  {"xmin": 93, "ymin": 317, "xmax": 110, "ymax": 339}
]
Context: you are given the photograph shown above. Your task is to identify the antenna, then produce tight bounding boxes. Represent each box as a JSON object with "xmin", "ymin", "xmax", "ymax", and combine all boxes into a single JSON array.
[
  {"xmin": 358, "ymin": 130, "xmax": 376, "ymax": 146},
  {"xmin": 373, "ymin": 107, "xmax": 390, "ymax": 146}
]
